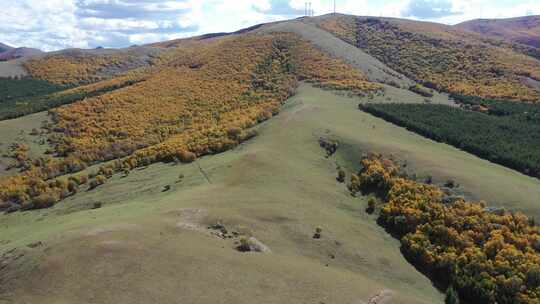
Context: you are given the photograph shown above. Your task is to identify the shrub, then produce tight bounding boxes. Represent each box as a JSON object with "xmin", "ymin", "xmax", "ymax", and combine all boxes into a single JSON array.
[
  {"xmin": 313, "ymin": 227, "xmax": 322, "ymax": 239},
  {"xmin": 444, "ymin": 179, "xmax": 457, "ymax": 188},
  {"xmin": 237, "ymin": 237, "xmax": 251, "ymax": 252},
  {"xmin": 99, "ymin": 166, "xmax": 114, "ymax": 178},
  {"xmin": 67, "ymin": 180, "xmax": 78, "ymax": 193},
  {"xmin": 178, "ymin": 150, "xmax": 196, "ymax": 163},
  {"xmin": 32, "ymin": 194, "xmax": 59, "ymax": 209},
  {"xmin": 445, "ymin": 287, "xmax": 460, "ymax": 304},
  {"xmin": 366, "ymin": 197, "xmax": 376, "ymax": 214},
  {"xmin": 227, "ymin": 127, "xmax": 242, "ymax": 140},
  {"xmin": 336, "ymin": 169, "xmax": 346, "ymax": 183},
  {"xmin": 75, "ymin": 175, "xmax": 88, "ymax": 185},
  {"xmin": 526, "ymin": 267, "xmax": 540, "ymax": 289},
  {"xmin": 409, "ymin": 84, "xmax": 434, "ymax": 98},
  {"xmin": 239, "ymin": 129, "xmax": 258, "ymax": 142},
  {"xmin": 89, "ymin": 175, "xmax": 107, "ymax": 190}
]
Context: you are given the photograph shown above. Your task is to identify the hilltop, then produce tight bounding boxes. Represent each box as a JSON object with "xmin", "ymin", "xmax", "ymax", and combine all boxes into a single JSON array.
[
  {"xmin": 457, "ymin": 15, "xmax": 540, "ymax": 48},
  {"xmin": 0, "ymin": 42, "xmax": 42, "ymax": 62},
  {"xmin": 0, "ymin": 43, "xmax": 12, "ymax": 53},
  {"xmin": 0, "ymin": 14, "xmax": 539, "ymax": 304}
]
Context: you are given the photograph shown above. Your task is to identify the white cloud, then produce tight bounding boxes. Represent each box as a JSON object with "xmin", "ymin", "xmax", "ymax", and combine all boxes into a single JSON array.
[{"xmin": 0, "ymin": 0, "xmax": 538, "ymax": 51}]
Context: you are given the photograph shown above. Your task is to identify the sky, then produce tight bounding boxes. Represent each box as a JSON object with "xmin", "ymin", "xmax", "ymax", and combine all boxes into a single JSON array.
[{"xmin": 0, "ymin": 0, "xmax": 539, "ymax": 51}]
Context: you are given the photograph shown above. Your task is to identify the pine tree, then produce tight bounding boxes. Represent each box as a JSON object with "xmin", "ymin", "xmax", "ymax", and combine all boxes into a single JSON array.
[{"xmin": 445, "ymin": 287, "xmax": 460, "ymax": 304}]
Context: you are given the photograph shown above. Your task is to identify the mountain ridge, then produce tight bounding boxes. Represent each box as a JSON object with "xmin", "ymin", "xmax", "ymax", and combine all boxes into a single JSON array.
[
  {"xmin": 456, "ymin": 15, "xmax": 540, "ymax": 48},
  {"xmin": 0, "ymin": 41, "xmax": 43, "ymax": 62}
]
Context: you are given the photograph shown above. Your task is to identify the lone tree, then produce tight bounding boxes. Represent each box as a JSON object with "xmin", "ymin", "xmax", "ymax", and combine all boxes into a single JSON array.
[
  {"xmin": 336, "ymin": 169, "xmax": 345, "ymax": 183},
  {"xmin": 445, "ymin": 287, "xmax": 460, "ymax": 304},
  {"xmin": 366, "ymin": 197, "xmax": 376, "ymax": 214}
]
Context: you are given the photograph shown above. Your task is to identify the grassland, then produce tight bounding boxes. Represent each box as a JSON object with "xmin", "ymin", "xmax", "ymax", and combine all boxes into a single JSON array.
[
  {"xmin": 0, "ymin": 84, "xmax": 443, "ymax": 304},
  {"xmin": 0, "ymin": 59, "xmax": 27, "ymax": 78},
  {"xmin": 2, "ymin": 85, "xmax": 540, "ymax": 303},
  {"xmin": 0, "ymin": 112, "xmax": 50, "ymax": 177},
  {"xmin": 0, "ymin": 31, "xmax": 380, "ymax": 211}
]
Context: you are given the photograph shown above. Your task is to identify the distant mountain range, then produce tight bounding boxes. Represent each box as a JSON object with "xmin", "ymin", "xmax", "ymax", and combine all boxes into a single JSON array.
[
  {"xmin": 0, "ymin": 42, "xmax": 42, "ymax": 61},
  {"xmin": 457, "ymin": 15, "xmax": 540, "ymax": 48}
]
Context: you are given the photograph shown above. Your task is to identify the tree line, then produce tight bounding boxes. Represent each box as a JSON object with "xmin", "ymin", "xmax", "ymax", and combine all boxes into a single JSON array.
[
  {"xmin": 359, "ymin": 103, "xmax": 540, "ymax": 178},
  {"xmin": 0, "ymin": 73, "xmax": 145, "ymax": 121},
  {"xmin": 349, "ymin": 154, "xmax": 540, "ymax": 304},
  {"xmin": 451, "ymin": 93, "xmax": 540, "ymax": 125}
]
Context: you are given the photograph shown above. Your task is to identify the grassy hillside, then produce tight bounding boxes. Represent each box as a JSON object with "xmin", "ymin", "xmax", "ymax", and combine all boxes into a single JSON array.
[
  {"xmin": 2, "ymin": 15, "xmax": 540, "ymax": 304},
  {"xmin": 0, "ymin": 84, "xmax": 443, "ymax": 304},
  {"xmin": 457, "ymin": 16, "xmax": 540, "ymax": 49},
  {"xmin": 318, "ymin": 15, "xmax": 540, "ymax": 102},
  {"xmin": 0, "ymin": 31, "xmax": 379, "ymax": 212},
  {"xmin": 2, "ymin": 85, "xmax": 540, "ymax": 303}
]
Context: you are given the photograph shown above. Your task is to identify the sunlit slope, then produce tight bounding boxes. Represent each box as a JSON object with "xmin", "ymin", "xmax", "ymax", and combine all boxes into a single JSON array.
[
  {"xmin": 0, "ymin": 84, "xmax": 448, "ymax": 304},
  {"xmin": 0, "ymin": 31, "xmax": 379, "ymax": 211},
  {"xmin": 4, "ymin": 85, "xmax": 540, "ymax": 303},
  {"xmin": 318, "ymin": 14, "xmax": 540, "ymax": 102},
  {"xmin": 22, "ymin": 46, "xmax": 161, "ymax": 86}
]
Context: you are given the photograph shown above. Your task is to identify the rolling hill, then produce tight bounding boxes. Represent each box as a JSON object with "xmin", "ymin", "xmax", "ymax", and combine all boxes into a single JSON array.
[
  {"xmin": 0, "ymin": 42, "xmax": 42, "ymax": 62},
  {"xmin": 0, "ymin": 43, "xmax": 12, "ymax": 53},
  {"xmin": 0, "ymin": 47, "xmax": 42, "ymax": 61},
  {"xmin": 318, "ymin": 14, "xmax": 540, "ymax": 102},
  {"xmin": 457, "ymin": 15, "xmax": 540, "ymax": 48},
  {"xmin": 0, "ymin": 14, "xmax": 539, "ymax": 304}
]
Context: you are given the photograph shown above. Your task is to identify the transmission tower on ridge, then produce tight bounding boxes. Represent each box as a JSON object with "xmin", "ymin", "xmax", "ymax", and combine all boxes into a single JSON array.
[
  {"xmin": 304, "ymin": 2, "xmax": 315, "ymax": 17},
  {"xmin": 305, "ymin": 2, "xmax": 313, "ymax": 17}
]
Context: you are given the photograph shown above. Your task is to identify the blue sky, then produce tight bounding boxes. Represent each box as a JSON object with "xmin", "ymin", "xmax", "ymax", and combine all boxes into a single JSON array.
[{"xmin": 0, "ymin": 0, "xmax": 538, "ymax": 51}]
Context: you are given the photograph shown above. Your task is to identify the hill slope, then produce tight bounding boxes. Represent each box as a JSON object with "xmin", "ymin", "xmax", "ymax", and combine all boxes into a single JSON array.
[
  {"xmin": 318, "ymin": 14, "xmax": 540, "ymax": 101},
  {"xmin": 1, "ymin": 15, "xmax": 540, "ymax": 304},
  {"xmin": 0, "ymin": 47, "xmax": 42, "ymax": 61},
  {"xmin": 0, "ymin": 84, "xmax": 447, "ymax": 304},
  {"xmin": 0, "ymin": 42, "xmax": 13, "ymax": 53},
  {"xmin": 457, "ymin": 15, "xmax": 540, "ymax": 48},
  {"xmin": 0, "ymin": 42, "xmax": 42, "ymax": 62},
  {"xmin": 0, "ymin": 29, "xmax": 378, "ymax": 211}
]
